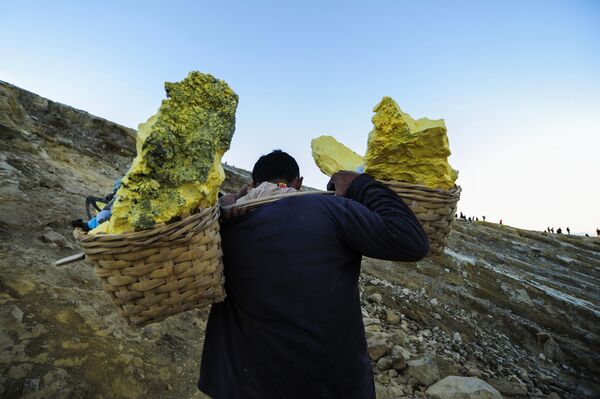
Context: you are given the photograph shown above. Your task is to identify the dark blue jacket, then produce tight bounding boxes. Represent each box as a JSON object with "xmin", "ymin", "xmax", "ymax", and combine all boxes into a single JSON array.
[{"xmin": 198, "ymin": 174, "xmax": 429, "ymax": 399}]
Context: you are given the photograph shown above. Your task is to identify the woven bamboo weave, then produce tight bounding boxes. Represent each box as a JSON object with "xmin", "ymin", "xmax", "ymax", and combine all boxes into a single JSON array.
[
  {"xmin": 379, "ymin": 180, "xmax": 461, "ymax": 255},
  {"xmin": 74, "ymin": 205, "xmax": 225, "ymax": 326}
]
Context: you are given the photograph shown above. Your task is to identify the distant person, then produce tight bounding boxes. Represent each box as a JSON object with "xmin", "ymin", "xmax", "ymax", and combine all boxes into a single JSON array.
[
  {"xmin": 455, "ymin": 213, "xmax": 458, "ymax": 219},
  {"xmin": 468, "ymin": 217, "xmax": 472, "ymax": 223},
  {"xmin": 550, "ymin": 227, "xmax": 554, "ymax": 233},
  {"xmin": 557, "ymin": 227, "xmax": 562, "ymax": 234},
  {"xmin": 499, "ymin": 219, "xmax": 503, "ymax": 225},
  {"xmin": 482, "ymin": 216, "xmax": 486, "ymax": 221},
  {"xmin": 566, "ymin": 227, "xmax": 570, "ymax": 235},
  {"xmin": 460, "ymin": 212, "xmax": 465, "ymax": 219},
  {"xmin": 596, "ymin": 228, "xmax": 599, "ymax": 237},
  {"xmin": 476, "ymin": 217, "xmax": 479, "ymax": 222}
]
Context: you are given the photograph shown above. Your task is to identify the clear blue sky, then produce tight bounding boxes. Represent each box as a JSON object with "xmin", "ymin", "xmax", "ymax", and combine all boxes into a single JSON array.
[{"xmin": 2, "ymin": 0, "xmax": 599, "ymax": 233}]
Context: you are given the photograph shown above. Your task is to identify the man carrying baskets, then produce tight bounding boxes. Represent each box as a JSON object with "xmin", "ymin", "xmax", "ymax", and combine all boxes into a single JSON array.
[{"xmin": 198, "ymin": 150, "xmax": 429, "ymax": 399}]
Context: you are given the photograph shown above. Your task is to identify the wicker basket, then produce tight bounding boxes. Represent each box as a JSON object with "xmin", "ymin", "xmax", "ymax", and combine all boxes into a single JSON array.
[
  {"xmin": 379, "ymin": 180, "xmax": 461, "ymax": 255},
  {"xmin": 74, "ymin": 205, "xmax": 225, "ymax": 326}
]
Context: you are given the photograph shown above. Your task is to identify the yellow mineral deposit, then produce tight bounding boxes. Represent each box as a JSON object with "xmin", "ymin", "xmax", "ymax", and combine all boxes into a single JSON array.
[
  {"xmin": 364, "ymin": 96, "xmax": 458, "ymax": 190},
  {"xmin": 311, "ymin": 96, "xmax": 458, "ymax": 190},
  {"xmin": 91, "ymin": 71, "xmax": 238, "ymax": 234},
  {"xmin": 311, "ymin": 135, "xmax": 363, "ymax": 176}
]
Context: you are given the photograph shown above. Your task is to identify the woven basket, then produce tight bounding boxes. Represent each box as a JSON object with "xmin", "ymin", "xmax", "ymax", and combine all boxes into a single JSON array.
[
  {"xmin": 379, "ymin": 180, "xmax": 461, "ymax": 255},
  {"xmin": 74, "ymin": 205, "xmax": 225, "ymax": 326}
]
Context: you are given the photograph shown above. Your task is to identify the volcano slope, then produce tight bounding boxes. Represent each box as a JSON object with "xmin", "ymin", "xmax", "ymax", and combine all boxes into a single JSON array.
[{"xmin": 1, "ymin": 81, "xmax": 599, "ymax": 398}]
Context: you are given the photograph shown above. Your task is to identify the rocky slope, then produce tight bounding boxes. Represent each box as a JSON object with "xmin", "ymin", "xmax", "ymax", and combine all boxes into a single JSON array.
[{"xmin": 1, "ymin": 81, "xmax": 599, "ymax": 398}]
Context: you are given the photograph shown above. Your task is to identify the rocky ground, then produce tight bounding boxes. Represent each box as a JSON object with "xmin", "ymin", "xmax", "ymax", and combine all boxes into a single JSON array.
[
  {"xmin": 360, "ymin": 219, "xmax": 600, "ymax": 398},
  {"xmin": 1, "ymin": 81, "xmax": 599, "ymax": 398}
]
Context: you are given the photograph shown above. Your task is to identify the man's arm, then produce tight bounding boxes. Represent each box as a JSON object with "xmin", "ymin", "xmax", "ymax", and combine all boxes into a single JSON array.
[{"xmin": 329, "ymin": 172, "xmax": 429, "ymax": 262}]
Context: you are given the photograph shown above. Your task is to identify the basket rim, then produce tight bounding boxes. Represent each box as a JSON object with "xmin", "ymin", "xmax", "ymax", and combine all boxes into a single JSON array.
[
  {"xmin": 378, "ymin": 179, "xmax": 461, "ymax": 195},
  {"xmin": 74, "ymin": 204, "xmax": 219, "ymax": 246}
]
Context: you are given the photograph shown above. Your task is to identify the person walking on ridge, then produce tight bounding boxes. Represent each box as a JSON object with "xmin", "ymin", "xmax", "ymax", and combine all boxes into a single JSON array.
[{"xmin": 197, "ymin": 150, "xmax": 429, "ymax": 399}]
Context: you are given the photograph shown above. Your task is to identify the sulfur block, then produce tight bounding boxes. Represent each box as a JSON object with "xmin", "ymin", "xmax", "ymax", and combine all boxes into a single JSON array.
[
  {"xmin": 311, "ymin": 135, "xmax": 364, "ymax": 176},
  {"xmin": 364, "ymin": 97, "xmax": 458, "ymax": 189},
  {"xmin": 95, "ymin": 71, "xmax": 238, "ymax": 234}
]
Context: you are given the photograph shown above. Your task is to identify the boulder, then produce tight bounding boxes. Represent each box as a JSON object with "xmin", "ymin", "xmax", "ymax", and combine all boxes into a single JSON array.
[
  {"xmin": 389, "ymin": 345, "xmax": 410, "ymax": 370},
  {"xmin": 405, "ymin": 355, "xmax": 440, "ymax": 387},
  {"xmin": 385, "ymin": 310, "xmax": 400, "ymax": 324},
  {"xmin": 97, "ymin": 71, "xmax": 238, "ymax": 233},
  {"xmin": 367, "ymin": 333, "xmax": 390, "ymax": 361},
  {"xmin": 363, "ymin": 96, "xmax": 458, "ymax": 189},
  {"xmin": 376, "ymin": 381, "xmax": 405, "ymax": 399},
  {"xmin": 376, "ymin": 357, "xmax": 394, "ymax": 371},
  {"xmin": 389, "ymin": 329, "xmax": 409, "ymax": 346},
  {"xmin": 426, "ymin": 376, "xmax": 502, "ymax": 399},
  {"xmin": 368, "ymin": 293, "xmax": 383, "ymax": 304},
  {"xmin": 41, "ymin": 229, "xmax": 67, "ymax": 247},
  {"xmin": 489, "ymin": 377, "xmax": 528, "ymax": 397}
]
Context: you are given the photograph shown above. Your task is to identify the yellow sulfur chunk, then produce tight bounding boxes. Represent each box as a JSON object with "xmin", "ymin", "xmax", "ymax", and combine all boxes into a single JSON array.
[
  {"xmin": 364, "ymin": 97, "xmax": 458, "ymax": 190},
  {"xmin": 92, "ymin": 71, "xmax": 238, "ymax": 234},
  {"xmin": 311, "ymin": 135, "xmax": 364, "ymax": 176}
]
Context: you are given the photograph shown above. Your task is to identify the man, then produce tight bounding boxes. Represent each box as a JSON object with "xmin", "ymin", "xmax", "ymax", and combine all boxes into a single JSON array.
[{"xmin": 198, "ymin": 150, "xmax": 429, "ymax": 398}]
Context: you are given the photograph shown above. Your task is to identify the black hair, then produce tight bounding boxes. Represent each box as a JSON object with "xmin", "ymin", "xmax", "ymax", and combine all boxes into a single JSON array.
[{"xmin": 252, "ymin": 150, "xmax": 300, "ymax": 185}]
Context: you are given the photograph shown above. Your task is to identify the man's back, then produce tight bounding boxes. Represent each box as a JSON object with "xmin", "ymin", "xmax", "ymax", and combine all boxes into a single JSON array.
[{"xmin": 199, "ymin": 175, "xmax": 428, "ymax": 399}]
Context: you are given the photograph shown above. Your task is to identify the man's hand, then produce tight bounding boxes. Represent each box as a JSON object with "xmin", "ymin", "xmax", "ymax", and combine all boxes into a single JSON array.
[
  {"xmin": 221, "ymin": 206, "xmax": 249, "ymax": 222},
  {"xmin": 219, "ymin": 183, "xmax": 251, "ymax": 222},
  {"xmin": 327, "ymin": 171, "xmax": 360, "ymax": 196},
  {"xmin": 234, "ymin": 184, "xmax": 250, "ymax": 200}
]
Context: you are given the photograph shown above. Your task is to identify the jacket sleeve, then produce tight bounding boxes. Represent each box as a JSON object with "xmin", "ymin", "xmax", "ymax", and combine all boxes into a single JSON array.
[{"xmin": 341, "ymin": 174, "xmax": 429, "ymax": 262}]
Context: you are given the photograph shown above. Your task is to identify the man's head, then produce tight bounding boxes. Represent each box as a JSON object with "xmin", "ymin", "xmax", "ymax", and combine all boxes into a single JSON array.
[{"xmin": 252, "ymin": 150, "xmax": 303, "ymax": 190}]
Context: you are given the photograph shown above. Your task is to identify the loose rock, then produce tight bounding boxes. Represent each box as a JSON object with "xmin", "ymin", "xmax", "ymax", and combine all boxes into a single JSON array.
[
  {"xmin": 367, "ymin": 334, "xmax": 390, "ymax": 361},
  {"xmin": 41, "ymin": 229, "xmax": 67, "ymax": 247},
  {"xmin": 406, "ymin": 355, "xmax": 440, "ymax": 387},
  {"xmin": 368, "ymin": 293, "xmax": 383, "ymax": 304},
  {"xmin": 426, "ymin": 376, "xmax": 502, "ymax": 399}
]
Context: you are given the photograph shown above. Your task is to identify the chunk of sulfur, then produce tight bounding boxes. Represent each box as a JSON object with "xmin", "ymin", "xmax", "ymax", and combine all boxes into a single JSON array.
[
  {"xmin": 311, "ymin": 135, "xmax": 364, "ymax": 176},
  {"xmin": 364, "ymin": 97, "xmax": 458, "ymax": 190},
  {"xmin": 92, "ymin": 71, "xmax": 238, "ymax": 234}
]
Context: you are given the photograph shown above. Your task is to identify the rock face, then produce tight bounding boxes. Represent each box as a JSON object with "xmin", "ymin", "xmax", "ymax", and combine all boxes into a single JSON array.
[
  {"xmin": 101, "ymin": 71, "xmax": 238, "ymax": 233},
  {"xmin": 311, "ymin": 135, "xmax": 363, "ymax": 176},
  {"xmin": 363, "ymin": 97, "xmax": 458, "ymax": 189},
  {"xmin": 0, "ymin": 80, "xmax": 250, "ymax": 399},
  {"xmin": 2, "ymin": 81, "xmax": 600, "ymax": 399},
  {"xmin": 426, "ymin": 376, "xmax": 502, "ymax": 399}
]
